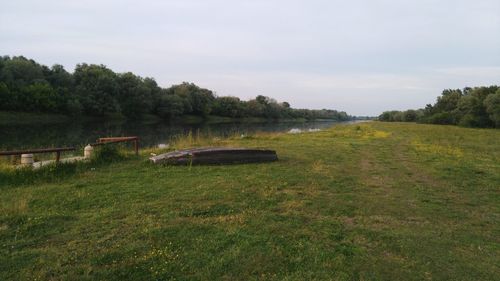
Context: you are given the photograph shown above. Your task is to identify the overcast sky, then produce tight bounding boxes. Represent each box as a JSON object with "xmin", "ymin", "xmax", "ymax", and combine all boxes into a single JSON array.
[{"xmin": 1, "ymin": 0, "xmax": 499, "ymax": 115}]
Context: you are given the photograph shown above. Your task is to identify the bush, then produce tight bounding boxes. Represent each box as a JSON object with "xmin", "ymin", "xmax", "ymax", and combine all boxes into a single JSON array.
[
  {"xmin": 426, "ymin": 112, "xmax": 456, "ymax": 125},
  {"xmin": 91, "ymin": 145, "xmax": 126, "ymax": 164}
]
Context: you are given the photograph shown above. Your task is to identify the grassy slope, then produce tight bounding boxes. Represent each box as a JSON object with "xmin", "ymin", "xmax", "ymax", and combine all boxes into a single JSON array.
[{"xmin": 0, "ymin": 122, "xmax": 499, "ymax": 280}]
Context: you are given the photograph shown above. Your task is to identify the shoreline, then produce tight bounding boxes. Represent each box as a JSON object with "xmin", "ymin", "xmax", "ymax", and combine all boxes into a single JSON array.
[{"xmin": 0, "ymin": 110, "xmax": 351, "ymax": 126}]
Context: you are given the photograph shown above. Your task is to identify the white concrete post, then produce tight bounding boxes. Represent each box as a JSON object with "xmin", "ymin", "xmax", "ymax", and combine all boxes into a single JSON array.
[
  {"xmin": 20, "ymin": 154, "xmax": 34, "ymax": 167},
  {"xmin": 84, "ymin": 145, "xmax": 94, "ymax": 159}
]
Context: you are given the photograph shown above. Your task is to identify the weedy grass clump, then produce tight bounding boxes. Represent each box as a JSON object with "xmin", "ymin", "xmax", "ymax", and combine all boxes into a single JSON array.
[
  {"xmin": 168, "ymin": 130, "xmax": 226, "ymax": 150},
  {"xmin": 90, "ymin": 144, "xmax": 129, "ymax": 164},
  {"xmin": 0, "ymin": 162, "xmax": 79, "ymax": 187}
]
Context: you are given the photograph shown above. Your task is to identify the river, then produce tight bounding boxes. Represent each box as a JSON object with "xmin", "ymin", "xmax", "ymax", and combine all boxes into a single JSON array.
[{"xmin": 0, "ymin": 119, "xmax": 354, "ymax": 150}]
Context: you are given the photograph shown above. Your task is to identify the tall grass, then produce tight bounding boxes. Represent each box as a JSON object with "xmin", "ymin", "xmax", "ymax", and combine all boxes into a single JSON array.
[
  {"xmin": 0, "ymin": 162, "xmax": 79, "ymax": 187},
  {"xmin": 90, "ymin": 144, "xmax": 128, "ymax": 164},
  {"xmin": 0, "ymin": 144, "xmax": 135, "ymax": 187},
  {"xmin": 169, "ymin": 129, "xmax": 222, "ymax": 149}
]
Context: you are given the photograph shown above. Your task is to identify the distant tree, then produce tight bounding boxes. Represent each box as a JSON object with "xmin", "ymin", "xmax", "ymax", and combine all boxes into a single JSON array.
[
  {"xmin": 213, "ymin": 96, "xmax": 243, "ymax": 118},
  {"xmin": 0, "ymin": 82, "xmax": 12, "ymax": 110},
  {"xmin": 246, "ymin": 99, "xmax": 266, "ymax": 117},
  {"xmin": 20, "ymin": 82, "xmax": 58, "ymax": 112},
  {"xmin": 378, "ymin": 111, "xmax": 392, "ymax": 121},
  {"xmin": 73, "ymin": 64, "xmax": 120, "ymax": 116},
  {"xmin": 264, "ymin": 101, "xmax": 283, "ymax": 119},
  {"xmin": 379, "ymin": 85, "xmax": 499, "ymax": 128},
  {"xmin": 483, "ymin": 89, "xmax": 500, "ymax": 127},
  {"xmin": 155, "ymin": 90, "xmax": 184, "ymax": 119},
  {"xmin": 0, "ymin": 55, "xmax": 352, "ymax": 121},
  {"xmin": 427, "ymin": 112, "xmax": 456, "ymax": 125},
  {"xmin": 171, "ymin": 82, "xmax": 215, "ymax": 116},
  {"xmin": 116, "ymin": 72, "xmax": 153, "ymax": 118},
  {"xmin": 144, "ymin": 77, "xmax": 162, "ymax": 111},
  {"xmin": 402, "ymin": 109, "xmax": 418, "ymax": 122},
  {"xmin": 255, "ymin": 95, "xmax": 269, "ymax": 105},
  {"xmin": 434, "ymin": 89, "xmax": 462, "ymax": 112},
  {"xmin": 0, "ymin": 56, "xmax": 45, "ymax": 89},
  {"xmin": 47, "ymin": 64, "xmax": 73, "ymax": 89},
  {"xmin": 457, "ymin": 86, "xmax": 496, "ymax": 127}
]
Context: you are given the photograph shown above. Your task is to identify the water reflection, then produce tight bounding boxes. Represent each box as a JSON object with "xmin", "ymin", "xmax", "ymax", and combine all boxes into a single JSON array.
[{"xmin": 0, "ymin": 120, "xmax": 353, "ymax": 150}]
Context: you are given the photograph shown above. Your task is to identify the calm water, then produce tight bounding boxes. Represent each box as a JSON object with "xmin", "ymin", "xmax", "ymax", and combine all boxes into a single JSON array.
[{"xmin": 0, "ymin": 120, "xmax": 352, "ymax": 150}]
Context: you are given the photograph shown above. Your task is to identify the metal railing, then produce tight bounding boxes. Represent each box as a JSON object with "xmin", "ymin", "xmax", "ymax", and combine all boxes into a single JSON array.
[
  {"xmin": 0, "ymin": 147, "xmax": 76, "ymax": 163},
  {"xmin": 91, "ymin": 136, "xmax": 139, "ymax": 156},
  {"xmin": 0, "ymin": 136, "xmax": 140, "ymax": 166}
]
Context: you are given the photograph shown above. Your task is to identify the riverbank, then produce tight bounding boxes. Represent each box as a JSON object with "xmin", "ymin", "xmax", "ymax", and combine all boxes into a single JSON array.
[
  {"xmin": 1, "ymin": 122, "xmax": 499, "ymax": 280},
  {"xmin": 0, "ymin": 110, "xmax": 342, "ymax": 126}
]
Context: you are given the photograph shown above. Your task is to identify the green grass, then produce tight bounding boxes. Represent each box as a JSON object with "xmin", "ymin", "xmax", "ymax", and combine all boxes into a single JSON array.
[{"xmin": 0, "ymin": 122, "xmax": 499, "ymax": 280}]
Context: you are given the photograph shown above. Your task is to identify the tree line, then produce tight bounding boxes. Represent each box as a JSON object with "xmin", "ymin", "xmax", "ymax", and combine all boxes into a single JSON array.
[
  {"xmin": 379, "ymin": 86, "xmax": 500, "ymax": 128},
  {"xmin": 0, "ymin": 56, "xmax": 350, "ymax": 121}
]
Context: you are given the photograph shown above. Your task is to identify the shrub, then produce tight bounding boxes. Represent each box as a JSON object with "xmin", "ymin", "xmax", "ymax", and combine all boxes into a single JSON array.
[
  {"xmin": 426, "ymin": 112, "xmax": 456, "ymax": 125},
  {"xmin": 91, "ymin": 144, "xmax": 126, "ymax": 164}
]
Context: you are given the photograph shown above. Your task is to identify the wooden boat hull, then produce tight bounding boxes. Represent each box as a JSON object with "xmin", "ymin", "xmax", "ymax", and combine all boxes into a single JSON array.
[{"xmin": 149, "ymin": 147, "xmax": 278, "ymax": 165}]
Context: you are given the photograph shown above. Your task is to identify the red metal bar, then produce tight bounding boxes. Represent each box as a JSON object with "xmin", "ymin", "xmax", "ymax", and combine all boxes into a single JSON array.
[
  {"xmin": 90, "ymin": 136, "xmax": 140, "ymax": 155},
  {"xmin": 98, "ymin": 136, "xmax": 138, "ymax": 143},
  {"xmin": 90, "ymin": 139, "xmax": 137, "ymax": 146}
]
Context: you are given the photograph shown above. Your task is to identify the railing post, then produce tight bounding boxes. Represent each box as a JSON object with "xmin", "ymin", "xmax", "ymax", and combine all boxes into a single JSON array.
[
  {"xmin": 21, "ymin": 154, "xmax": 34, "ymax": 167},
  {"xmin": 56, "ymin": 151, "xmax": 61, "ymax": 163},
  {"xmin": 134, "ymin": 138, "xmax": 139, "ymax": 156}
]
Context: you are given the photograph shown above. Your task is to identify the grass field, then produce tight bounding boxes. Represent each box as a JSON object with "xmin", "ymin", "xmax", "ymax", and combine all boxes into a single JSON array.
[{"xmin": 0, "ymin": 122, "xmax": 499, "ymax": 280}]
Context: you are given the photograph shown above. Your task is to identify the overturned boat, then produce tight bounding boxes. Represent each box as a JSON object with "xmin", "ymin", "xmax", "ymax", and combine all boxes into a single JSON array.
[{"xmin": 149, "ymin": 147, "xmax": 278, "ymax": 165}]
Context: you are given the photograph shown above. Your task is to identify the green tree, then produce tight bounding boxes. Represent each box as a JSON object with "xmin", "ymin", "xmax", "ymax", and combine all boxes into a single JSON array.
[
  {"xmin": 0, "ymin": 82, "xmax": 12, "ymax": 110},
  {"xmin": 0, "ymin": 55, "xmax": 353, "ymax": 121},
  {"xmin": 20, "ymin": 82, "xmax": 58, "ymax": 112},
  {"xmin": 155, "ymin": 91, "xmax": 184, "ymax": 119},
  {"xmin": 457, "ymin": 87, "xmax": 496, "ymax": 127},
  {"xmin": 171, "ymin": 82, "xmax": 215, "ymax": 116},
  {"xmin": 434, "ymin": 89, "xmax": 462, "ymax": 112},
  {"xmin": 402, "ymin": 110, "xmax": 418, "ymax": 122},
  {"xmin": 213, "ymin": 96, "xmax": 244, "ymax": 118},
  {"xmin": 73, "ymin": 64, "xmax": 120, "ymax": 116},
  {"xmin": 47, "ymin": 64, "xmax": 73, "ymax": 89},
  {"xmin": 0, "ymin": 56, "xmax": 45, "ymax": 89},
  {"xmin": 117, "ymin": 72, "xmax": 153, "ymax": 118},
  {"xmin": 484, "ymin": 89, "xmax": 500, "ymax": 127},
  {"xmin": 246, "ymin": 99, "xmax": 265, "ymax": 117}
]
